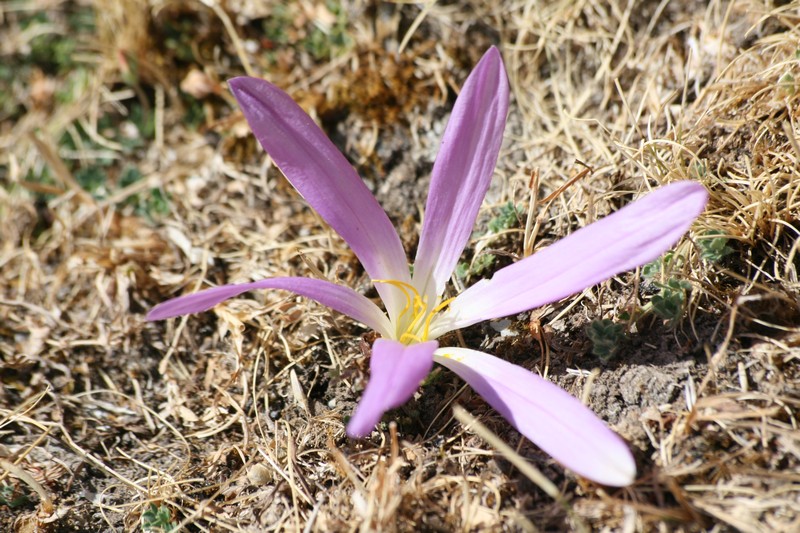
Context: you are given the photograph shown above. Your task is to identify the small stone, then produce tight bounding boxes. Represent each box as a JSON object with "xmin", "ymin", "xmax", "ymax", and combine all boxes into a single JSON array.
[
  {"xmin": 180, "ymin": 69, "xmax": 217, "ymax": 99},
  {"xmin": 247, "ymin": 463, "xmax": 273, "ymax": 485}
]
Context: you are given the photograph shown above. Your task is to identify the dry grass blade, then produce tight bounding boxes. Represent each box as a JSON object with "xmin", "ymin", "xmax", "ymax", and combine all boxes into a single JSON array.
[{"xmin": 453, "ymin": 405, "xmax": 589, "ymax": 533}]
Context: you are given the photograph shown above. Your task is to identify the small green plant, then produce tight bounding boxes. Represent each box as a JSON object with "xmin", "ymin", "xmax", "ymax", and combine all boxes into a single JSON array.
[
  {"xmin": 693, "ymin": 160, "xmax": 707, "ymax": 178},
  {"xmin": 642, "ymin": 251, "xmax": 677, "ymax": 279},
  {"xmin": 128, "ymin": 101, "xmax": 156, "ymax": 142},
  {"xmin": 469, "ymin": 253, "xmax": 497, "ymax": 276},
  {"xmin": 642, "ymin": 251, "xmax": 693, "ymax": 323},
  {"xmin": 455, "ymin": 261, "xmax": 470, "ymax": 279},
  {"xmin": 74, "ymin": 165, "xmax": 108, "ymax": 197},
  {"xmin": 163, "ymin": 18, "xmax": 197, "ymax": 62},
  {"xmin": 488, "ymin": 201, "xmax": 523, "ymax": 233},
  {"xmin": 119, "ymin": 167, "xmax": 171, "ymax": 218},
  {"xmin": 586, "ymin": 319, "xmax": 625, "ymax": 360},
  {"xmin": 183, "ymin": 96, "xmax": 207, "ymax": 130},
  {"xmin": 145, "ymin": 188, "xmax": 172, "ymax": 217},
  {"xmin": 262, "ymin": 4, "xmax": 293, "ymax": 48},
  {"xmin": 303, "ymin": 1, "xmax": 352, "ymax": 60},
  {"xmin": 0, "ymin": 482, "xmax": 30, "ymax": 508},
  {"xmin": 456, "ymin": 202, "xmax": 523, "ymax": 279},
  {"xmin": 698, "ymin": 230, "xmax": 733, "ymax": 262},
  {"xmin": 650, "ymin": 278, "xmax": 692, "ymax": 323},
  {"xmin": 141, "ymin": 503, "xmax": 176, "ymax": 532},
  {"xmin": 641, "ymin": 258, "xmax": 662, "ymax": 279},
  {"xmin": 456, "ymin": 248, "xmax": 497, "ymax": 278},
  {"xmin": 29, "ymin": 30, "xmax": 77, "ymax": 74}
]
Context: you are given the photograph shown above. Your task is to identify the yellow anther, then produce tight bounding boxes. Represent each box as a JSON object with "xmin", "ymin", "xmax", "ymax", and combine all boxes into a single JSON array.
[
  {"xmin": 373, "ymin": 279, "xmax": 454, "ymax": 345},
  {"xmin": 373, "ymin": 278, "xmax": 414, "ymax": 317},
  {"xmin": 431, "ymin": 296, "xmax": 456, "ymax": 316},
  {"xmin": 439, "ymin": 352, "xmax": 464, "ymax": 362},
  {"xmin": 423, "ymin": 296, "xmax": 455, "ymax": 339},
  {"xmin": 373, "ymin": 279, "xmax": 423, "ymax": 306}
]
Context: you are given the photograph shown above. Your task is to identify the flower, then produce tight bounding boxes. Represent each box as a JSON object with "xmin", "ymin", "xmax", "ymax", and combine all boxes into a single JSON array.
[{"xmin": 148, "ymin": 47, "xmax": 708, "ymax": 487}]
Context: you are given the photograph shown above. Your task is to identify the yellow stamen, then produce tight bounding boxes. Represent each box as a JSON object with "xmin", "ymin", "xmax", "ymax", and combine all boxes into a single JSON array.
[
  {"xmin": 423, "ymin": 296, "xmax": 456, "ymax": 339},
  {"xmin": 400, "ymin": 332, "xmax": 423, "ymax": 344},
  {"xmin": 373, "ymin": 279, "xmax": 423, "ymax": 306},
  {"xmin": 374, "ymin": 278, "xmax": 414, "ymax": 317},
  {"xmin": 372, "ymin": 279, "xmax": 456, "ymax": 344}
]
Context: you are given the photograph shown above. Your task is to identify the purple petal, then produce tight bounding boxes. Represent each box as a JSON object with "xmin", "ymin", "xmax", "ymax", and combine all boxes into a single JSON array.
[
  {"xmin": 439, "ymin": 181, "xmax": 709, "ymax": 332},
  {"xmin": 412, "ymin": 47, "xmax": 510, "ymax": 300},
  {"xmin": 146, "ymin": 277, "xmax": 391, "ymax": 337},
  {"xmin": 346, "ymin": 339, "xmax": 437, "ymax": 437},
  {"xmin": 433, "ymin": 347, "xmax": 636, "ymax": 486},
  {"xmin": 228, "ymin": 77, "xmax": 410, "ymax": 314}
]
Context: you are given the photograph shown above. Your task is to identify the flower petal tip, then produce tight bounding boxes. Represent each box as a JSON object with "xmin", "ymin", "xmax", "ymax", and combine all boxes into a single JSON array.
[
  {"xmin": 345, "ymin": 339, "xmax": 437, "ymax": 438},
  {"xmin": 411, "ymin": 46, "xmax": 509, "ymax": 298},
  {"xmin": 227, "ymin": 76, "xmax": 263, "ymax": 96},
  {"xmin": 344, "ymin": 419, "xmax": 371, "ymax": 439},
  {"xmin": 669, "ymin": 180, "xmax": 709, "ymax": 213},
  {"xmin": 145, "ymin": 306, "xmax": 165, "ymax": 322},
  {"xmin": 589, "ymin": 445, "xmax": 637, "ymax": 487},
  {"xmin": 484, "ymin": 45, "xmax": 502, "ymax": 62},
  {"xmin": 433, "ymin": 348, "xmax": 637, "ymax": 486}
]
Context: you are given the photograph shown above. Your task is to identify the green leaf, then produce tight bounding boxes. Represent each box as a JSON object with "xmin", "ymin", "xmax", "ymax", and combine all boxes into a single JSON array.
[
  {"xmin": 0, "ymin": 482, "xmax": 30, "ymax": 509},
  {"xmin": 142, "ymin": 503, "xmax": 176, "ymax": 532},
  {"xmin": 74, "ymin": 165, "xmax": 108, "ymax": 197},
  {"xmin": 651, "ymin": 278, "xmax": 691, "ymax": 322},
  {"xmin": 488, "ymin": 201, "xmax": 523, "ymax": 233},
  {"xmin": 455, "ymin": 262, "xmax": 470, "ymax": 279},
  {"xmin": 698, "ymin": 230, "xmax": 733, "ymax": 262},
  {"xmin": 642, "ymin": 251, "xmax": 677, "ymax": 279},
  {"xmin": 471, "ymin": 253, "xmax": 496, "ymax": 275},
  {"xmin": 586, "ymin": 319, "xmax": 625, "ymax": 360}
]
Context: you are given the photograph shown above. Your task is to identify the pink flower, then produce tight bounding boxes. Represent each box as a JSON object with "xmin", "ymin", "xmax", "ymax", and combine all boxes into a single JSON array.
[{"xmin": 148, "ymin": 48, "xmax": 708, "ymax": 486}]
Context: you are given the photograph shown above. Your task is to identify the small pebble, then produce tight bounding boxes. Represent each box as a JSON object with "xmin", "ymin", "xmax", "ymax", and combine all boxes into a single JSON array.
[{"xmin": 247, "ymin": 463, "xmax": 273, "ymax": 485}]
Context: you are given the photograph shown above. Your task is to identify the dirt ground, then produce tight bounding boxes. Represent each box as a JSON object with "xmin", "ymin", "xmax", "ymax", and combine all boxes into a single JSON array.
[{"xmin": 1, "ymin": 0, "xmax": 799, "ymax": 531}]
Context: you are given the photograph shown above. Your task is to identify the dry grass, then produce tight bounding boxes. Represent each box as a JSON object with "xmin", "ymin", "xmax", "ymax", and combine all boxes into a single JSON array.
[{"xmin": 1, "ymin": 0, "xmax": 799, "ymax": 531}]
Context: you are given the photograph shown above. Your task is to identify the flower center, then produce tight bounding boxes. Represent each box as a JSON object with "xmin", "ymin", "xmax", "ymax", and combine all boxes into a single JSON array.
[{"xmin": 374, "ymin": 279, "xmax": 454, "ymax": 344}]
